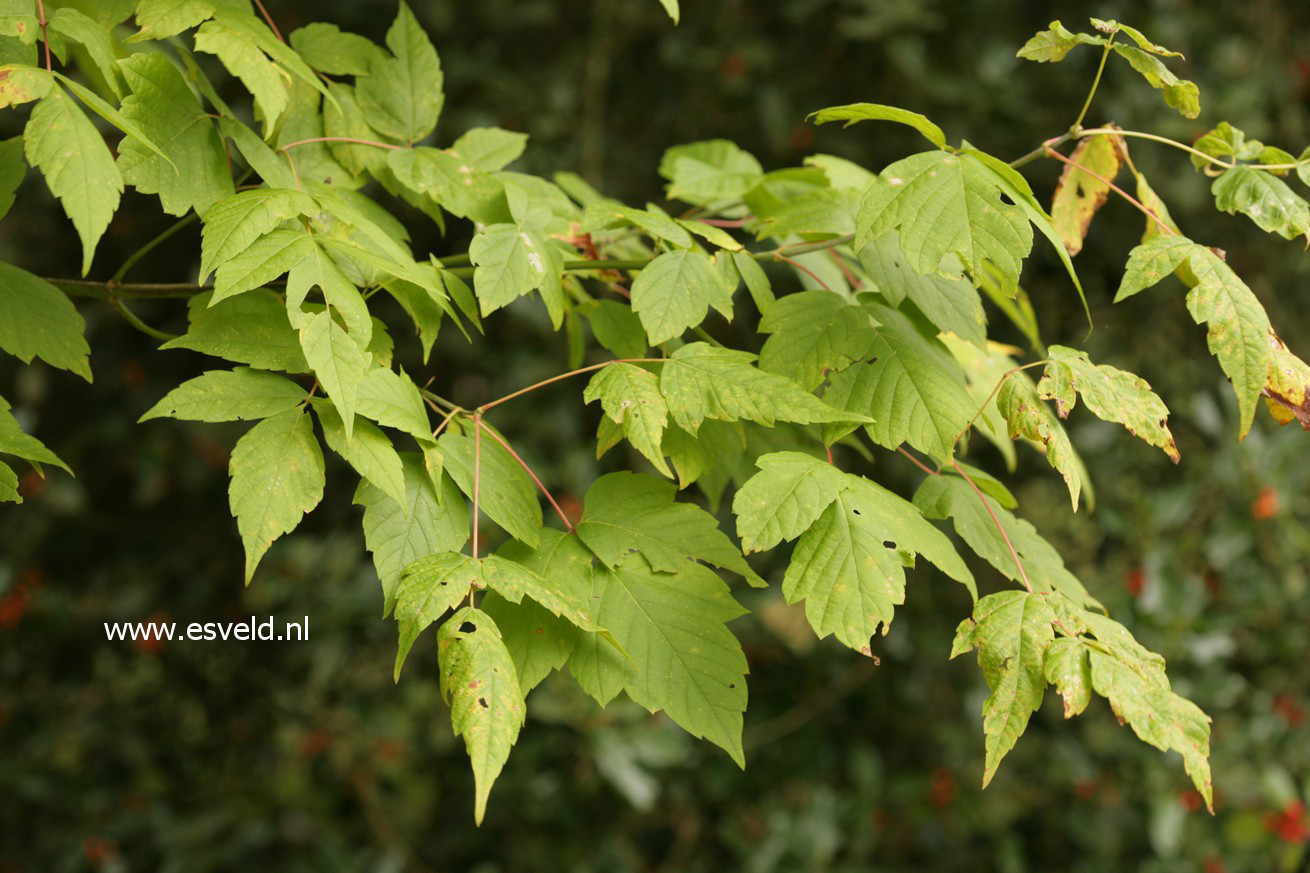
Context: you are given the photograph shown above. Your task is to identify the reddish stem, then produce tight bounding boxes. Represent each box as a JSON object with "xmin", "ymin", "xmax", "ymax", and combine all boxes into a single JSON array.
[
  {"xmin": 478, "ymin": 420, "xmax": 576, "ymax": 531},
  {"xmin": 278, "ymin": 137, "xmax": 405, "ymax": 153},
  {"xmin": 699, "ymin": 217, "xmax": 751, "ymax": 227},
  {"xmin": 898, "ymin": 447, "xmax": 940, "ymax": 477},
  {"xmin": 252, "ymin": 0, "xmax": 285, "ymax": 42},
  {"xmin": 34, "ymin": 0, "xmax": 50, "ymax": 71},
  {"xmin": 828, "ymin": 249, "xmax": 861, "ymax": 289},
  {"xmin": 825, "ymin": 444, "xmax": 834, "ymax": 465},
  {"xmin": 479, "ymin": 358, "xmax": 665, "ymax": 412},
  {"xmin": 1045, "ymin": 146, "xmax": 1175, "ymax": 237},
  {"xmin": 777, "ymin": 254, "xmax": 833, "ymax": 292},
  {"xmin": 471, "ymin": 413, "xmax": 482, "ymax": 560},
  {"xmin": 951, "ymin": 459, "xmax": 1033, "ymax": 593}
]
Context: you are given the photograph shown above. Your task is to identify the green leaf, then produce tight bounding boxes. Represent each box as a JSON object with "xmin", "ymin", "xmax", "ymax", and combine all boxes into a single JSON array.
[
  {"xmin": 356, "ymin": 1, "xmax": 442, "ymax": 144},
  {"xmin": 1037, "ymin": 345, "xmax": 1179, "ymax": 462},
  {"xmin": 758, "ymin": 290, "xmax": 876, "ymax": 390},
  {"xmin": 212, "ymin": 228, "xmax": 313, "ymax": 304},
  {"xmin": 1211, "ymin": 166, "xmax": 1310, "ymax": 240},
  {"xmin": 585, "ymin": 299, "xmax": 648, "ymax": 359},
  {"xmin": 193, "ymin": 18, "xmax": 289, "ymax": 133},
  {"xmin": 1116, "ymin": 236, "xmax": 1272, "ymax": 437},
  {"xmin": 1016, "ymin": 20, "xmax": 1106, "ymax": 62},
  {"xmin": 481, "ymin": 552, "xmax": 603, "ymax": 631},
  {"xmin": 480, "ymin": 592, "xmax": 575, "ymax": 693},
  {"xmin": 629, "ymin": 249, "xmax": 732, "ymax": 346},
  {"xmin": 914, "ymin": 475, "xmax": 1098, "ymax": 608},
  {"xmin": 583, "ymin": 363, "xmax": 671, "ymax": 477},
  {"xmin": 859, "ymin": 234, "xmax": 986, "ymax": 347},
  {"xmin": 0, "ymin": 261, "xmax": 90, "ymax": 379},
  {"xmin": 0, "ymin": 63, "xmax": 50, "ymax": 109},
  {"xmin": 1110, "ymin": 44, "xmax": 1200, "ymax": 119},
  {"xmin": 228, "ymin": 407, "xmax": 325, "ymax": 583},
  {"xmin": 658, "ymin": 139, "xmax": 762, "ymax": 205},
  {"xmin": 732, "ymin": 450, "xmax": 846, "ymax": 552},
  {"xmin": 807, "ymin": 102, "xmax": 946, "ymax": 149},
  {"xmin": 822, "ymin": 301, "xmax": 974, "ymax": 462},
  {"xmin": 199, "ymin": 189, "xmax": 317, "ymax": 283},
  {"xmin": 657, "ymin": 0, "xmax": 679, "ymax": 23},
  {"xmin": 951, "ymin": 591, "xmax": 1057, "ymax": 786},
  {"xmin": 1042, "ymin": 637, "xmax": 1092, "ymax": 718},
  {"xmin": 355, "ymin": 366, "xmax": 431, "ymax": 442},
  {"xmin": 439, "ymin": 429, "xmax": 542, "ymax": 547},
  {"xmin": 733, "ymin": 251, "xmax": 774, "ymax": 312},
  {"xmin": 116, "ymin": 53, "xmax": 233, "ymax": 217},
  {"xmin": 129, "ymin": 0, "xmax": 234, "ymax": 41},
  {"xmin": 581, "ymin": 200, "xmax": 693, "ymax": 248},
  {"xmin": 661, "ymin": 342, "xmax": 866, "ymax": 436},
  {"xmin": 140, "ymin": 368, "xmax": 306, "ymax": 423},
  {"xmin": 438, "ymin": 607, "xmax": 525, "ymax": 825},
  {"xmin": 162, "ymin": 290, "xmax": 310, "ymax": 372},
  {"xmin": 1191, "ymin": 121, "xmax": 1270, "ymax": 170},
  {"xmin": 857, "ymin": 150, "xmax": 1032, "ymax": 293},
  {"xmin": 0, "ymin": 394, "xmax": 70, "ymax": 472},
  {"xmin": 315, "ymin": 399, "xmax": 407, "ymax": 509},
  {"xmin": 24, "ymin": 86, "xmax": 122, "ymax": 275},
  {"xmin": 577, "ymin": 471, "xmax": 764, "ymax": 587},
  {"xmin": 469, "ymin": 222, "xmax": 558, "ymax": 316},
  {"xmin": 394, "ymin": 550, "xmax": 480, "ymax": 678},
  {"xmin": 1050, "ymin": 131, "xmax": 1124, "ymax": 256},
  {"xmin": 289, "ymin": 22, "xmax": 384, "ymax": 77},
  {"xmin": 576, "ymin": 553, "xmax": 749, "ymax": 766},
  {"xmin": 0, "ymin": 135, "xmax": 26, "ymax": 220},
  {"xmin": 285, "ymin": 241, "xmax": 371, "ymax": 342},
  {"xmin": 451, "ymin": 127, "xmax": 529, "ymax": 172},
  {"xmin": 0, "ymin": 458, "xmax": 17, "ymax": 503},
  {"xmin": 47, "ymin": 8, "xmax": 121, "ymax": 97},
  {"xmin": 996, "ymin": 375, "xmax": 1084, "ymax": 510},
  {"xmin": 356, "ymin": 454, "xmax": 468, "ymax": 614},
  {"xmin": 299, "ymin": 309, "xmax": 371, "ymax": 442}
]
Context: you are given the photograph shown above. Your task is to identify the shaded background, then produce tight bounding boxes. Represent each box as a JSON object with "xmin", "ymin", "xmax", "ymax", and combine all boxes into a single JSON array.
[{"xmin": 2, "ymin": 1, "xmax": 1310, "ymax": 870}]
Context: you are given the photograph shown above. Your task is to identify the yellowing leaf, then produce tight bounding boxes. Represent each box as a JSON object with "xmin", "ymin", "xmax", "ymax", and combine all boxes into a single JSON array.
[{"xmin": 1051, "ymin": 130, "xmax": 1124, "ymax": 255}]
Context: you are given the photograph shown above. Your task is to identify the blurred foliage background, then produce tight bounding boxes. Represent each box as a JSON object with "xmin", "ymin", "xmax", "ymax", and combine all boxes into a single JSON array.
[{"xmin": 2, "ymin": 1, "xmax": 1310, "ymax": 870}]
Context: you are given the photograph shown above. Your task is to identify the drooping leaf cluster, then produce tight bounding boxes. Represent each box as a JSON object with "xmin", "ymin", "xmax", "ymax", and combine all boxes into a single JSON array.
[{"xmin": 2, "ymin": 6, "xmax": 1304, "ymax": 819}]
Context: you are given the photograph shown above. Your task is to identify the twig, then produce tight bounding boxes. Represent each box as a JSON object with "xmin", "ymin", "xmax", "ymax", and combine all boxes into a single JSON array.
[
  {"xmin": 251, "ymin": 0, "xmax": 284, "ymax": 42},
  {"xmin": 951, "ymin": 459, "xmax": 1033, "ymax": 594},
  {"xmin": 111, "ymin": 301, "xmax": 178, "ymax": 342},
  {"xmin": 1044, "ymin": 146, "xmax": 1175, "ymax": 237},
  {"xmin": 897, "ymin": 447, "xmax": 939, "ymax": 477},
  {"xmin": 34, "ymin": 0, "xmax": 50, "ymax": 71},
  {"xmin": 478, "ymin": 358, "xmax": 664, "ymax": 412},
  {"xmin": 478, "ymin": 421, "xmax": 576, "ymax": 531}
]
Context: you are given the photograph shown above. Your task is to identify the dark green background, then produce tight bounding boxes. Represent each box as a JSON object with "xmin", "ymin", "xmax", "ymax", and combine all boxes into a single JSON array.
[{"xmin": 2, "ymin": 1, "xmax": 1309, "ymax": 870}]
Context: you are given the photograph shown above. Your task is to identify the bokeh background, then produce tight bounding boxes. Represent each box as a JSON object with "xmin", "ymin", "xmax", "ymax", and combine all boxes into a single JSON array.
[{"xmin": 2, "ymin": 1, "xmax": 1309, "ymax": 870}]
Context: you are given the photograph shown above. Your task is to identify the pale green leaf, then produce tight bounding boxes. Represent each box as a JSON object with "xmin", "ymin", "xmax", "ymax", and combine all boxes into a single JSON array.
[
  {"xmin": 732, "ymin": 450, "xmax": 848, "ymax": 552},
  {"xmin": 822, "ymin": 301, "xmax": 973, "ymax": 462},
  {"xmin": 1037, "ymin": 345, "xmax": 1179, "ymax": 461},
  {"xmin": 24, "ymin": 86, "xmax": 122, "ymax": 275},
  {"xmin": 356, "ymin": 1, "xmax": 442, "ymax": 144},
  {"xmin": 583, "ymin": 363, "xmax": 671, "ymax": 477},
  {"xmin": 199, "ymin": 188, "xmax": 317, "ymax": 283},
  {"xmin": 140, "ymin": 368, "xmax": 306, "ymax": 423},
  {"xmin": 47, "ymin": 8, "xmax": 120, "ymax": 97},
  {"xmin": 480, "ymin": 592, "xmax": 576, "ymax": 693},
  {"xmin": 1116, "ymin": 236, "xmax": 1271, "ymax": 437},
  {"xmin": 661, "ymin": 342, "xmax": 866, "ymax": 436},
  {"xmin": 481, "ymin": 552, "xmax": 603, "ymax": 631},
  {"xmin": 469, "ymin": 222, "xmax": 557, "ymax": 316},
  {"xmin": 285, "ymin": 241, "xmax": 372, "ymax": 344},
  {"xmin": 1043, "ymin": 637, "xmax": 1092, "ymax": 718},
  {"xmin": 576, "ymin": 471, "xmax": 764, "ymax": 587},
  {"xmin": 1211, "ymin": 166, "xmax": 1310, "ymax": 240},
  {"xmin": 452, "ymin": 127, "xmax": 529, "ymax": 172},
  {"xmin": 0, "ymin": 63, "xmax": 50, "ymax": 109},
  {"xmin": 857, "ymin": 150, "xmax": 1032, "ymax": 293},
  {"xmin": 758, "ymin": 290, "xmax": 876, "ymax": 390},
  {"xmin": 629, "ymin": 249, "xmax": 732, "ymax": 346},
  {"xmin": 0, "ymin": 261, "xmax": 90, "ymax": 379},
  {"xmin": 1016, "ymin": 21, "xmax": 1105, "ymax": 62},
  {"xmin": 657, "ymin": 0, "xmax": 679, "ymax": 23},
  {"xmin": 162, "ymin": 289, "xmax": 309, "ymax": 372},
  {"xmin": 299, "ymin": 309, "xmax": 371, "ymax": 442},
  {"xmin": 1110, "ymin": 44, "xmax": 1200, "ymax": 119},
  {"xmin": 585, "ymin": 299, "xmax": 648, "ymax": 359},
  {"xmin": 997, "ymin": 376, "xmax": 1083, "ymax": 510},
  {"xmin": 859, "ymin": 234, "xmax": 986, "ymax": 347},
  {"xmin": 807, "ymin": 102, "xmax": 946, "ymax": 149},
  {"xmin": 194, "ymin": 18, "xmax": 289, "ymax": 134},
  {"xmin": 355, "ymin": 366, "xmax": 431, "ymax": 442},
  {"xmin": 211, "ymin": 228, "xmax": 313, "ymax": 304},
  {"xmin": 951, "ymin": 591, "xmax": 1056, "ymax": 786},
  {"xmin": 439, "ymin": 429, "xmax": 542, "ymax": 547},
  {"xmin": 315, "ymin": 399, "xmax": 407, "ymax": 509},
  {"xmin": 733, "ymin": 251, "xmax": 774, "ymax": 313},
  {"xmin": 438, "ymin": 607, "xmax": 525, "ymax": 825},
  {"xmin": 228, "ymin": 407, "xmax": 325, "ymax": 583},
  {"xmin": 117, "ymin": 53, "xmax": 233, "ymax": 217},
  {"xmin": 0, "ymin": 394, "xmax": 70, "ymax": 472},
  {"xmin": 355, "ymin": 454, "xmax": 468, "ymax": 614},
  {"xmin": 289, "ymin": 22, "xmax": 383, "ymax": 77},
  {"xmin": 394, "ymin": 551, "xmax": 480, "ymax": 678},
  {"xmin": 577, "ymin": 554, "xmax": 748, "ymax": 766},
  {"xmin": 658, "ymin": 139, "xmax": 762, "ymax": 205}
]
